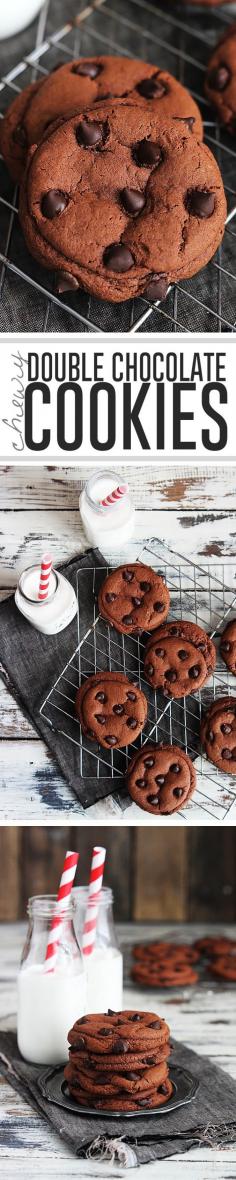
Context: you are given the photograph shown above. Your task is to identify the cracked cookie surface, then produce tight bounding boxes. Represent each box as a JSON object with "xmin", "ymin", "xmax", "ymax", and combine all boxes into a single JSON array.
[{"xmin": 19, "ymin": 102, "xmax": 226, "ymax": 303}]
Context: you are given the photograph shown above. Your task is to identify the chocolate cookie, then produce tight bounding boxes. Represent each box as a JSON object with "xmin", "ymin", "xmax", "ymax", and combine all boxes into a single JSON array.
[
  {"xmin": 133, "ymin": 942, "xmax": 199, "ymax": 964},
  {"xmin": 68, "ymin": 1011, "xmax": 170, "ymax": 1055},
  {"xmin": 201, "ymin": 696, "xmax": 236, "ymax": 773},
  {"xmin": 67, "ymin": 1058, "xmax": 169, "ymax": 1097},
  {"xmin": 144, "ymin": 619, "xmax": 215, "ymax": 698},
  {"xmin": 98, "ymin": 563, "xmax": 170, "ymax": 636},
  {"xmin": 65, "ymin": 1075, "xmax": 173, "ymax": 1110},
  {"xmin": 205, "ymin": 27, "xmax": 236, "ymax": 136},
  {"xmin": 75, "ymin": 671, "xmax": 147, "ymax": 749},
  {"xmin": 132, "ymin": 961, "xmax": 198, "ymax": 986},
  {"xmin": 194, "ymin": 935, "xmax": 236, "ymax": 956},
  {"xmin": 0, "ymin": 55, "xmax": 203, "ymax": 183},
  {"xmin": 70, "ymin": 1042, "xmax": 170, "ymax": 1073},
  {"xmin": 209, "ymin": 955, "xmax": 236, "ymax": 981},
  {"xmin": 220, "ymin": 619, "xmax": 236, "ymax": 673},
  {"xmin": 19, "ymin": 102, "xmax": 226, "ymax": 304},
  {"xmin": 127, "ymin": 743, "xmax": 196, "ymax": 814},
  {"xmin": 66, "ymin": 1009, "xmax": 172, "ymax": 1112}
]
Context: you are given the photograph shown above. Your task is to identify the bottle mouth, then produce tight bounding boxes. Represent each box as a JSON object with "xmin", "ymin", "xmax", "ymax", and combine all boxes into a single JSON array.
[
  {"xmin": 27, "ymin": 893, "xmax": 74, "ymax": 918},
  {"xmin": 84, "ymin": 469, "xmax": 129, "ymax": 515},
  {"xmin": 18, "ymin": 565, "xmax": 58, "ymax": 606},
  {"xmin": 72, "ymin": 886, "xmax": 113, "ymax": 908}
]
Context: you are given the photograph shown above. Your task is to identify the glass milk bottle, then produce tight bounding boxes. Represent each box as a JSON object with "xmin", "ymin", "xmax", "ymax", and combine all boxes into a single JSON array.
[
  {"xmin": 79, "ymin": 469, "xmax": 135, "ymax": 551},
  {"xmin": 73, "ymin": 887, "xmax": 123, "ymax": 1013},
  {"xmin": 17, "ymin": 896, "xmax": 86, "ymax": 1065}
]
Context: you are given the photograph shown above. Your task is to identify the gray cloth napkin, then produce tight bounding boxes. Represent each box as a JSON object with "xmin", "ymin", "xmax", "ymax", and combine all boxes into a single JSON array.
[
  {"xmin": 0, "ymin": 1032, "xmax": 235, "ymax": 1167},
  {"xmin": 0, "ymin": 547, "xmax": 130, "ymax": 811}
]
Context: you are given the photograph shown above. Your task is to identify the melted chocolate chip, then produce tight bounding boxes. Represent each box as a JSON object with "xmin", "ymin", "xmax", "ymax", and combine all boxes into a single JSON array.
[
  {"xmin": 127, "ymin": 691, "xmax": 137, "ymax": 701},
  {"xmin": 170, "ymin": 763, "xmax": 180, "ymax": 773},
  {"xmin": 146, "ymin": 663, "xmax": 154, "ymax": 676},
  {"xmin": 74, "ymin": 1036, "xmax": 85, "ymax": 1049},
  {"xmin": 156, "ymin": 775, "xmax": 165, "ymax": 785},
  {"xmin": 147, "ymin": 794, "xmax": 159, "ymax": 805},
  {"xmin": 122, "ymin": 614, "xmax": 134, "ymax": 625},
  {"xmin": 140, "ymin": 581, "xmax": 151, "ymax": 592},
  {"xmin": 166, "ymin": 669, "xmax": 177, "ymax": 682},
  {"xmin": 106, "ymin": 592, "xmax": 116, "ymax": 602},
  {"xmin": 76, "ymin": 119, "xmax": 104, "ymax": 147},
  {"xmin": 113, "ymin": 704, "xmax": 124, "ymax": 715},
  {"xmin": 121, "ymin": 187, "xmax": 146, "ymax": 215},
  {"xmin": 72, "ymin": 61, "xmax": 102, "ymax": 78},
  {"xmin": 126, "ymin": 717, "xmax": 138, "ymax": 729},
  {"xmin": 222, "ymin": 747, "xmax": 232, "ymax": 759},
  {"xmin": 56, "ymin": 271, "xmax": 79, "ymax": 293},
  {"xmin": 132, "ymin": 597, "xmax": 142, "ymax": 607},
  {"xmin": 95, "ymin": 714, "xmax": 106, "ymax": 725},
  {"xmin": 154, "ymin": 601, "xmax": 165, "ymax": 612},
  {"xmin": 113, "ymin": 1038, "xmax": 129, "ymax": 1053},
  {"xmin": 178, "ymin": 649, "xmax": 188, "ymax": 661},
  {"xmin": 208, "ymin": 64, "xmax": 230, "ymax": 91},
  {"xmin": 134, "ymin": 138, "xmax": 163, "ymax": 167},
  {"xmin": 137, "ymin": 74, "xmax": 167, "ymax": 99},
  {"xmin": 123, "ymin": 570, "xmax": 134, "ymax": 582},
  {"xmin": 41, "ymin": 189, "xmax": 68, "ymax": 218},
  {"xmin": 99, "ymin": 1027, "xmax": 110, "ymax": 1036},
  {"xmin": 149, "ymin": 1021, "xmax": 161, "ymax": 1029},
  {"xmin": 186, "ymin": 189, "xmax": 215, "ymax": 219},
  {"xmin": 95, "ymin": 691, "xmax": 106, "ymax": 702},
  {"xmin": 221, "ymin": 641, "xmax": 231, "ymax": 652},
  {"xmin": 155, "ymin": 648, "xmax": 165, "ymax": 658},
  {"xmin": 221, "ymin": 723, "xmax": 232, "ymax": 734},
  {"xmin": 144, "ymin": 275, "xmax": 168, "ymax": 302},
  {"xmin": 13, "ymin": 123, "xmax": 27, "ymax": 147},
  {"xmin": 173, "ymin": 787, "xmax": 184, "ymax": 798},
  {"xmin": 103, "ymin": 243, "xmax": 134, "ymax": 272},
  {"xmin": 144, "ymin": 756, "xmax": 155, "ymax": 767},
  {"xmin": 136, "ymin": 777, "xmax": 146, "ymax": 787},
  {"xmin": 189, "ymin": 665, "xmax": 200, "ymax": 679},
  {"xmin": 105, "ymin": 735, "xmax": 117, "ymax": 745},
  {"xmin": 145, "ymin": 1056, "xmax": 156, "ymax": 1065},
  {"xmin": 129, "ymin": 1013, "xmax": 141, "ymax": 1021}
]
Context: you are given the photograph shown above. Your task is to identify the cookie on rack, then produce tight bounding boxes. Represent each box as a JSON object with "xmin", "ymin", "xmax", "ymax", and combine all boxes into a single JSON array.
[
  {"xmin": 208, "ymin": 955, "xmax": 236, "ymax": 981},
  {"xmin": 19, "ymin": 101, "xmax": 226, "ymax": 304},
  {"xmin": 205, "ymin": 27, "xmax": 236, "ymax": 136},
  {"xmin": 65, "ymin": 1008, "xmax": 173, "ymax": 1111},
  {"xmin": 194, "ymin": 935, "xmax": 236, "ymax": 956},
  {"xmin": 132, "ymin": 959, "xmax": 198, "ymax": 987},
  {"xmin": 126, "ymin": 742, "xmax": 196, "ymax": 814},
  {"xmin": 220, "ymin": 619, "xmax": 236, "ymax": 673},
  {"xmin": 0, "ymin": 55, "xmax": 203, "ymax": 183},
  {"xmin": 133, "ymin": 941, "xmax": 199, "ymax": 963},
  {"xmin": 98, "ymin": 563, "xmax": 170, "ymax": 636},
  {"xmin": 75, "ymin": 671, "xmax": 147, "ymax": 749},
  {"xmin": 200, "ymin": 695, "xmax": 236, "ymax": 773}
]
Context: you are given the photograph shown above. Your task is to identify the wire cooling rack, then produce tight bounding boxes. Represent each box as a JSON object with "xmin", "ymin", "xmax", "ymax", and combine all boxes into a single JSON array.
[
  {"xmin": 0, "ymin": 0, "xmax": 236, "ymax": 333},
  {"xmin": 39, "ymin": 540, "xmax": 236, "ymax": 821}
]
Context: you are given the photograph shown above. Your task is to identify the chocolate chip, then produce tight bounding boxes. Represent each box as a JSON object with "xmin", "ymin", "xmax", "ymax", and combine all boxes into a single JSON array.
[
  {"xmin": 107, "ymin": 1009, "xmax": 116, "ymax": 1015},
  {"xmin": 41, "ymin": 189, "xmax": 68, "ymax": 218},
  {"xmin": 155, "ymin": 648, "xmax": 165, "ymax": 658},
  {"xmin": 207, "ymin": 730, "xmax": 214, "ymax": 742},
  {"xmin": 134, "ymin": 138, "xmax": 163, "ymax": 167},
  {"xmin": 122, "ymin": 614, "xmax": 134, "ymax": 625},
  {"xmin": 105, "ymin": 735, "xmax": 117, "ymax": 745},
  {"xmin": 138, "ymin": 1098, "xmax": 150, "ymax": 1106},
  {"xmin": 221, "ymin": 641, "xmax": 231, "ymax": 652},
  {"xmin": 156, "ymin": 775, "xmax": 165, "ymax": 785},
  {"xmin": 103, "ymin": 243, "xmax": 134, "ymax": 272},
  {"xmin": 178, "ymin": 649, "xmax": 188, "ymax": 661},
  {"xmin": 95, "ymin": 691, "xmax": 106, "ymax": 702},
  {"xmin": 56, "ymin": 271, "xmax": 79, "ymax": 293},
  {"xmin": 95, "ymin": 714, "xmax": 106, "ymax": 725},
  {"xmin": 170, "ymin": 763, "xmax": 180, "ymax": 773},
  {"xmin": 13, "ymin": 123, "xmax": 27, "ymax": 147},
  {"xmin": 159, "ymin": 1083, "xmax": 168, "ymax": 1094},
  {"xmin": 137, "ymin": 74, "xmax": 167, "ymax": 99},
  {"xmin": 86, "ymin": 728, "xmax": 96, "ymax": 739},
  {"xmin": 140, "ymin": 581, "xmax": 151, "ymax": 591},
  {"xmin": 126, "ymin": 1071, "xmax": 140, "ymax": 1080},
  {"xmin": 147, "ymin": 794, "xmax": 159, "ymax": 805},
  {"xmin": 127, "ymin": 691, "xmax": 137, "ymax": 701},
  {"xmin": 149, "ymin": 1021, "xmax": 161, "ymax": 1028},
  {"xmin": 126, "ymin": 717, "xmax": 138, "ymax": 729},
  {"xmin": 72, "ymin": 61, "xmax": 102, "ymax": 78},
  {"xmin": 113, "ymin": 1038, "xmax": 129, "ymax": 1053},
  {"xmin": 106, "ymin": 592, "xmax": 116, "ymax": 602},
  {"xmin": 144, "ymin": 756, "xmax": 155, "ymax": 767},
  {"xmin": 144, "ymin": 275, "xmax": 168, "ymax": 302},
  {"xmin": 189, "ymin": 665, "xmax": 200, "ymax": 679},
  {"xmin": 221, "ymin": 723, "xmax": 232, "ymax": 734},
  {"xmin": 222, "ymin": 748, "xmax": 232, "ymax": 759},
  {"xmin": 74, "ymin": 1036, "xmax": 85, "ymax": 1049},
  {"xmin": 208, "ymin": 64, "xmax": 230, "ymax": 91},
  {"xmin": 76, "ymin": 118, "xmax": 104, "ymax": 147},
  {"xmin": 146, "ymin": 664, "xmax": 154, "ymax": 677},
  {"xmin": 128, "ymin": 1013, "xmax": 141, "ymax": 1021},
  {"xmin": 121, "ymin": 187, "xmax": 146, "ymax": 214},
  {"xmin": 136, "ymin": 777, "xmax": 146, "ymax": 787},
  {"xmin": 186, "ymin": 189, "xmax": 215, "ymax": 219},
  {"xmin": 123, "ymin": 570, "xmax": 134, "ymax": 581},
  {"xmin": 154, "ymin": 601, "xmax": 165, "ymax": 612},
  {"xmin": 173, "ymin": 787, "xmax": 183, "ymax": 798},
  {"xmin": 99, "ymin": 1027, "xmax": 110, "ymax": 1036},
  {"xmin": 170, "ymin": 627, "xmax": 181, "ymax": 636},
  {"xmin": 113, "ymin": 704, "xmax": 124, "ymax": 715},
  {"xmin": 132, "ymin": 597, "xmax": 142, "ymax": 607},
  {"xmin": 166, "ymin": 669, "xmax": 177, "ymax": 682},
  {"xmin": 145, "ymin": 1056, "xmax": 156, "ymax": 1065},
  {"xmin": 173, "ymin": 116, "xmax": 195, "ymax": 129}
]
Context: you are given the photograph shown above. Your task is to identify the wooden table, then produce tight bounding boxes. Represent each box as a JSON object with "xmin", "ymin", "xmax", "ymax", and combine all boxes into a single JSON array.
[
  {"xmin": 0, "ymin": 920, "xmax": 235, "ymax": 1178},
  {"xmin": 1, "ymin": 464, "xmax": 236, "ymax": 824}
]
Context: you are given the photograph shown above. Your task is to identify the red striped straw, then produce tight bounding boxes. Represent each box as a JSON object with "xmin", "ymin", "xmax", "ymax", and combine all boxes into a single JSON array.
[
  {"xmin": 38, "ymin": 553, "xmax": 53, "ymax": 601},
  {"xmin": 82, "ymin": 846, "xmax": 106, "ymax": 957},
  {"xmin": 100, "ymin": 484, "xmax": 129, "ymax": 508},
  {"xmin": 44, "ymin": 850, "xmax": 79, "ymax": 973}
]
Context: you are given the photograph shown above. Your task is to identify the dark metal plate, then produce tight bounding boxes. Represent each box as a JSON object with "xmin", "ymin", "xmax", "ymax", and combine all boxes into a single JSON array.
[{"xmin": 38, "ymin": 1062, "xmax": 199, "ymax": 1119}]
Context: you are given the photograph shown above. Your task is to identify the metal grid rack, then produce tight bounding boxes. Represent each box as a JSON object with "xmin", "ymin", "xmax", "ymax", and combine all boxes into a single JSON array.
[
  {"xmin": 0, "ymin": 0, "xmax": 236, "ymax": 333},
  {"xmin": 40, "ymin": 539, "xmax": 236, "ymax": 822}
]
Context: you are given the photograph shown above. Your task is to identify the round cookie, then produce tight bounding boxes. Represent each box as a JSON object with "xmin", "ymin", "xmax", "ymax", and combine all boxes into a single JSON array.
[
  {"xmin": 132, "ymin": 961, "xmax": 198, "ymax": 986},
  {"xmin": 144, "ymin": 634, "xmax": 209, "ymax": 698},
  {"xmin": 133, "ymin": 941, "xmax": 199, "ymax": 963},
  {"xmin": 127, "ymin": 743, "xmax": 196, "ymax": 814},
  {"xmin": 98, "ymin": 563, "xmax": 170, "ymax": 636},
  {"xmin": 65, "ymin": 1075, "xmax": 173, "ymax": 1110},
  {"xmin": 75, "ymin": 671, "xmax": 147, "ymax": 750},
  {"xmin": 67, "ymin": 1058, "xmax": 169, "ymax": 1096},
  {"xmin": 205, "ymin": 27, "xmax": 236, "ymax": 136},
  {"xmin": 148, "ymin": 619, "xmax": 216, "ymax": 677},
  {"xmin": 70, "ymin": 1042, "xmax": 170, "ymax": 1073},
  {"xmin": 68, "ymin": 1010, "xmax": 170, "ymax": 1055},
  {"xmin": 194, "ymin": 935, "xmax": 235, "ymax": 956},
  {"xmin": 0, "ymin": 55, "xmax": 203, "ymax": 183},
  {"xmin": 209, "ymin": 955, "xmax": 236, "ymax": 981},
  {"xmin": 200, "ymin": 696, "xmax": 236, "ymax": 773},
  {"xmin": 19, "ymin": 102, "xmax": 226, "ymax": 304},
  {"xmin": 220, "ymin": 619, "xmax": 236, "ymax": 673}
]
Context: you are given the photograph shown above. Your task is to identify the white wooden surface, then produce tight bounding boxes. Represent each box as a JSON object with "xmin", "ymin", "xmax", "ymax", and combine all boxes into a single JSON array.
[
  {"xmin": 0, "ymin": 921, "xmax": 235, "ymax": 1177},
  {"xmin": 1, "ymin": 465, "xmax": 236, "ymax": 824}
]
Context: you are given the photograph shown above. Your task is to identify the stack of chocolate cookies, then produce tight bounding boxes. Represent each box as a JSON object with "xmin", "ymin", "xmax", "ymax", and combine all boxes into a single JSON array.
[
  {"xmin": 65, "ymin": 1010, "xmax": 173, "ymax": 1111},
  {"xmin": 132, "ymin": 941, "xmax": 200, "ymax": 987},
  {"xmin": 194, "ymin": 936, "xmax": 236, "ymax": 982}
]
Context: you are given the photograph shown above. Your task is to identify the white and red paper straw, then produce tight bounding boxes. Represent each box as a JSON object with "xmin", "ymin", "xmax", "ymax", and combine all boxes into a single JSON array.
[
  {"xmin": 82, "ymin": 846, "xmax": 106, "ymax": 957},
  {"xmin": 38, "ymin": 553, "xmax": 53, "ymax": 601},
  {"xmin": 44, "ymin": 850, "xmax": 79, "ymax": 972},
  {"xmin": 100, "ymin": 484, "xmax": 129, "ymax": 508}
]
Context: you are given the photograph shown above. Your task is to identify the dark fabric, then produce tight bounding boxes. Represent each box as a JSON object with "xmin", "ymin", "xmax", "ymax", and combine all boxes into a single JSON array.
[
  {"xmin": 0, "ymin": 1032, "xmax": 236, "ymax": 1167},
  {"xmin": 0, "ymin": 0, "xmax": 234, "ymax": 334},
  {"xmin": 0, "ymin": 547, "xmax": 129, "ymax": 811}
]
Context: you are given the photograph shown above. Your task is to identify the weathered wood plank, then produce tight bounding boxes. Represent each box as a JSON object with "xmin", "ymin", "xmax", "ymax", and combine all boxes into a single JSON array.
[{"xmin": 1, "ymin": 465, "xmax": 236, "ymax": 511}]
